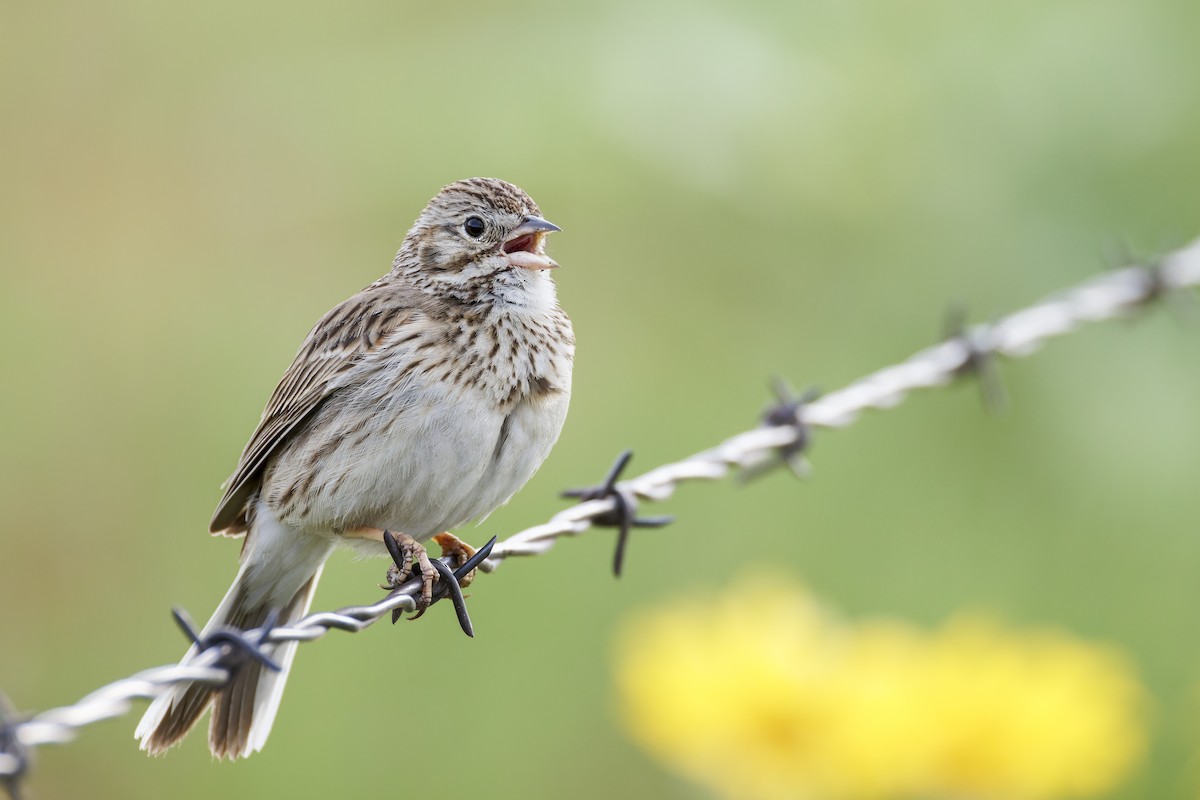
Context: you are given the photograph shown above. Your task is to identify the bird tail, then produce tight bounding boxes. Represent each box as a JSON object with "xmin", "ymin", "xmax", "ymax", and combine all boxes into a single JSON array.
[{"xmin": 135, "ymin": 510, "xmax": 331, "ymax": 759}]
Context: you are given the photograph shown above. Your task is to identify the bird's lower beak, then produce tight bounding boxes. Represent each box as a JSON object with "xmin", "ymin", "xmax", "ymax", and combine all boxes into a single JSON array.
[
  {"xmin": 504, "ymin": 216, "xmax": 561, "ymax": 271},
  {"xmin": 507, "ymin": 250, "xmax": 559, "ymax": 270}
]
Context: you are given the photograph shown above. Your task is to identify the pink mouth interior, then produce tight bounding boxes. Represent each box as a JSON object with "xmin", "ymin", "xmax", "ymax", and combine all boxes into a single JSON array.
[{"xmin": 503, "ymin": 234, "xmax": 537, "ymax": 254}]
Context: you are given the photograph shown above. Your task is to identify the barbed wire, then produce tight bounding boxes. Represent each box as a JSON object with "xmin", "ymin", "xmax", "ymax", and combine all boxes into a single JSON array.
[{"xmin": 3, "ymin": 239, "xmax": 1199, "ymax": 795}]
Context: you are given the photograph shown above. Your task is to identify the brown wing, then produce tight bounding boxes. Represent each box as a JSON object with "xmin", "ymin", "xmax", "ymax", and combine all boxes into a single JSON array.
[{"xmin": 209, "ymin": 282, "xmax": 423, "ymax": 533}]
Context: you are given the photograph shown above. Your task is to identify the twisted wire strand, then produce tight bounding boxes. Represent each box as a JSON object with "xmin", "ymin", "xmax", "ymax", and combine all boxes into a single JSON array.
[{"xmin": 3, "ymin": 239, "xmax": 1199, "ymax": 782}]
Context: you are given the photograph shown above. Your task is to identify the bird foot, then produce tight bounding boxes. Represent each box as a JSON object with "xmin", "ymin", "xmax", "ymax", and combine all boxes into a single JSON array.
[
  {"xmin": 381, "ymin": 531, "xmax": 439, "ymax": 616},
  {"xmin": 432, "ymin": 532, "xmax": 479, "ymax": 588}
]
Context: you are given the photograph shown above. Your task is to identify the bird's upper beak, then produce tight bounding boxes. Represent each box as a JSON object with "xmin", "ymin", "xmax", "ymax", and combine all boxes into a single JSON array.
[{"xmin": 503, "ymin": 216, "xmax": 561, "ymax": 271}]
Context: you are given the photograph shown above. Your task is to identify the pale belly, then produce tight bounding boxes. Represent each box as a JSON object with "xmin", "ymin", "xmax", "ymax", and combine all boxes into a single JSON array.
[{"xmin": 263, "ymin": 378, "xmax": 569, "ymax": 542}]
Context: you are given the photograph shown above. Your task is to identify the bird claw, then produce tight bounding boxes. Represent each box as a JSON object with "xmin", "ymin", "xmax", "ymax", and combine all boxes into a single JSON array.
[{"xmin": 381, "ymin": 531, "xmax": 439, "ymax": 621}]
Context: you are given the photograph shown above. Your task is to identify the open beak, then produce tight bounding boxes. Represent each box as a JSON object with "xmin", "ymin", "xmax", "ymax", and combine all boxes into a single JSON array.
[{"xmin": 503, "ymin": 216, "xmax": 561, "ymax": 271}]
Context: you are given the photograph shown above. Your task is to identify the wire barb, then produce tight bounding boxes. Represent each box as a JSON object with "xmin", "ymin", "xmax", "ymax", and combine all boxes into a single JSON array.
[
  {"xmin": 943, "ymin": 306, "xmax": 1008, "ymax": 414},
  {"xmin": 1143, "ymin": 256, "xmax": 1200, "ymax": 322},
  {"xmin": 439, "ymin": 535, "xmax": 497, "ymax": 637},
  {"xmin": 562, "ymin": 450, "xmax": 676, "ymax": 577},
  {"xmin": 744, "ymin": 378, "xmax": 819, "ymax": 481},
  {"xmin": 455, "ymin": 535, "xmax": 497, "ymax": 582},
  {"xmin": 171, "ymin": 608, "xmax": 283, "ymax": 673},
  {"xmin": 430, "ymin": 560, "xmax": 471, "ymax": 636},
  {"xmin": 2, "ymin": 240, "xmax": 1199, "ymax": 788},
  {"xmin": 0, "ymin": 693, "xmax": 28, "ymax": 800}
]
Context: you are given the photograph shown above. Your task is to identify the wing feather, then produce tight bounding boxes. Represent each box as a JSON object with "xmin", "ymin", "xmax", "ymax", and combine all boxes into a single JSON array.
[{"xmin": 209, "ymin": 283, "xmax": 423, "ymax": 533}]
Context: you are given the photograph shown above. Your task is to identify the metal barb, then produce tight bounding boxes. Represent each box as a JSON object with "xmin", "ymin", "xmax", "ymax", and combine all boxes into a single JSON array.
[
  {"xmin": 562, "ymin": 450, "xmax": 675, "ymax": 577},
  {"xmin": 430, "ymin": 560, "xmax": 474, "ymax": 637},
  {"xmin": 382, "ymin": 530, "xmax": 406, "ymax": 573},
  {"xmin": 169, "ymin": 607, "xmax": 203, "ymax": 646},
  {"xmin": 1140, "ymin": 257, "xmax": 1168, "ymax": 305},
  {"xmin": 0, "ymin": 693, "xmax": 28, "ymax": 800},
  {"xmin": 425, "ymin": 536, "xmax": 499, "ymax": 637},
  {"xmin": 944, "ymin": 306, "xmax": 1008, "ymax": 414},
  {"xmin": 455, "ymin": 536, "xmax": 497, "ymax": 581},
  {"xmin": 1142, "ymin": 259, "xmax": 1200, "ymax": 323},
  {"xmin": 171, "ymin": 607, "xmax": 282, "ymax": 672},
  {"xmin": 742, "ymin": 378, "xmax": 818, "ymax": 481}
]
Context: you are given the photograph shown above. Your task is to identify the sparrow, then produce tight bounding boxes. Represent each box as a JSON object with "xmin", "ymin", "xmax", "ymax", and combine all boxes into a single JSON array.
[{"xmin": 136, "ymin": 177, "xmax": 574, "ymax": 758}]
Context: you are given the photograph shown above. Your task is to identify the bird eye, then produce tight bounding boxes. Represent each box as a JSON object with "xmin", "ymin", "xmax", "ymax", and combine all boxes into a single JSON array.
[{"xmin": 463, "ymin": 216, "xmax": 486, "ymax": 238}]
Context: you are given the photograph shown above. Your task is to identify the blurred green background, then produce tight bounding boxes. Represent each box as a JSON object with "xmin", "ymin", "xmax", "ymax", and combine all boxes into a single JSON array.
[{"xmin": 2, "ymin": 1, "xmax": 1199, "ymax": 798}]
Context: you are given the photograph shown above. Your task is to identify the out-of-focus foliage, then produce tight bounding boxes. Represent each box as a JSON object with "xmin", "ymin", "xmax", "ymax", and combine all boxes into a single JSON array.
[
  {"xmin": 617, "ymin": 575, "xmax": 1146, "ymax": 800},
  {"xmin": 1, "ymin": 1, "xmax": 1198, "ymax": 798}
]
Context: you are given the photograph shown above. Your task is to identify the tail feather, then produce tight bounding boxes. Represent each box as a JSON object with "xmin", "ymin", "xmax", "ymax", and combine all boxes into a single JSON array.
[
  {"xmin": 208, "ymin": 571, "xmax": 321, "ymax": 758},
  {"xmin": 141, "ymin": 682, "xmax": 213, "ymax": 753},
  {"xmin": 136, "ymin": 510, "xmax": 331, "ymax": 758}
]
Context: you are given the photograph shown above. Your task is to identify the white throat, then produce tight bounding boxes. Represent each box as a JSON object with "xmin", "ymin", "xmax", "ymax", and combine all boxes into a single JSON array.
[
  {"xmin": 414, "ymin": 259, "xmax": 559, "ymax": 316},
  {"xmin": 489, "ymin": 267, "xmax": 558, "ymax": 315}
]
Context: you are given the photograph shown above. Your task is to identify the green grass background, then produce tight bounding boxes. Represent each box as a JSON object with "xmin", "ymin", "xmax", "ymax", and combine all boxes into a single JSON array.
[{"xmin": 2, "ymin": 1, "xmax": 1199, "ymax": 798}]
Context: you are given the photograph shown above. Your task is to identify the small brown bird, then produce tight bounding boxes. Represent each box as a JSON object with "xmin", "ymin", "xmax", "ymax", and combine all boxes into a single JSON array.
[{"xmin": 136, "ymin": 178, "xmax": 574, "ymax": 758}]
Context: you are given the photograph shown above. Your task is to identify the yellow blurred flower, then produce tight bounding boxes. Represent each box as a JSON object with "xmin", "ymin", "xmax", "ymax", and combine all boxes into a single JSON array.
[{"xmin": 615, "ymin": 576, "xmax": 1146, "ymax": 800}]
